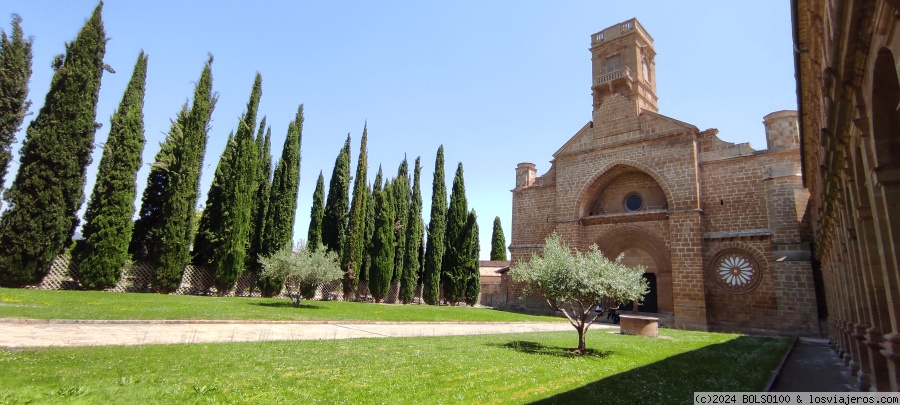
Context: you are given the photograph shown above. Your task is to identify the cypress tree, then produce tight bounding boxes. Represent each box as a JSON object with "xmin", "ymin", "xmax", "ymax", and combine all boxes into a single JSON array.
[
  {"xmin": 400, "ymin": 157, "xmax": 422, "ymax": 304},
  {"xmin": 0, "ymin": 4, "xmax": 107, "ymax": 287},
  {"xmin": 463, "ymin": 210, "xmax": 481, "ymax": 306},
  {"xmin": 152, "ymin": 55, "xmax": 217, "ymax": 293},
  {"xmin": 490, "ymin": 216, "xmax": 507, "ymax": 261},
  {"xmin": 258, "ymin": 104, "xmax": 303, "ymax": 296},
  {"xmin": 246, "ymin": 120, "xmax": 272, "ymax": 282},
  {"xmin": 210, "ymin": 73, "xmax": 262, "ymax": 293},
  {"xmin": 0, "ymin": 14, "xmax": 33, "ymax": 193},
  {"xmin": 341, "ymin": 125, "xmax": 368, "ymax": 297},
  {"xmin": 129, "ymin": 107, "xmax": 181, "ymax": 262},
  {"xmin": 392, "ymin": 158, "xmax": 409, "ymax": 287},
  {"xmin": 192, "ymin": 131, "xmax": 233, "ymax": 266},
  {"xmin": 71, "ymin": 51, "xmax": 148, "ymax": 289},
  {"xmin": 360, "ymin": 182, "xmax": 374, "ymax": 285},
  {"xmin": 322, "ymin": 134, "xmax": 351, "ymax": 257},
  {"xmin": 307, "ymin": 171, "xmax": 325, "ymax": 250},
  {"xmin": 361, "ymin": 166, "xmax": 383, "ymax": 285},
  {"xmin": 442, "ymin": 162, "xmax": 468, "ymax": 305},
  {"xmin": 422, "ymin": 146, "xmax": 446, "ymax": 305},
  {"xmin": 369, "ymin": 185, "xmax": 394, "ymax": 302},
  {"xmin": 373, "ymin": 165, "xmax": 384, "ymax": 193},
  {"xmin": 384, "ymin": 179, "xmax": 395, "ymax": 282}
]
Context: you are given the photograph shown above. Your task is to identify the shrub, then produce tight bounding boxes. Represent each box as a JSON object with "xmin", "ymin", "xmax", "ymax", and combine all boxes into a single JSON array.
[{"xmin": 259, "ymin": 244, "xmax": 342, "ymax": 307}]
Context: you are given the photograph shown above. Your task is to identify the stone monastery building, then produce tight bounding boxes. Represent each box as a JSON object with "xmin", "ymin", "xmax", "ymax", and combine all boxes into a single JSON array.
[{"xmin": 509, "ymin": 18, "xmax": 819, "ymax": 334}]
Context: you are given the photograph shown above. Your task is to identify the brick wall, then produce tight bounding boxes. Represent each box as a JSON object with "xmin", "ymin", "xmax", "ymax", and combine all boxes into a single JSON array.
[{"xmin": 509, "ymin": 21, "xmax": 817, "ymax": 335}]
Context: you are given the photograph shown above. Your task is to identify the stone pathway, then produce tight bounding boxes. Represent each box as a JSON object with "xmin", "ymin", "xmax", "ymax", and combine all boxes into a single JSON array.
[
  {"xmin": 0, "ymin": 319, "xmax": 584, "ymax": 348},
  {"xmin": 770, "ymin": 337, "xmax": 858, "ymax": 392}
]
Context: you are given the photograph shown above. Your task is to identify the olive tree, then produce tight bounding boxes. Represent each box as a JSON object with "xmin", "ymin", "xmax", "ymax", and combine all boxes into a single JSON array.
[
  {"xmin": 509, "ymin": 233, "xmax": 648, "ymax": 354},
  {"xmin": 259, "ymin": 244, "xmax": 342, "ymax": 307}
]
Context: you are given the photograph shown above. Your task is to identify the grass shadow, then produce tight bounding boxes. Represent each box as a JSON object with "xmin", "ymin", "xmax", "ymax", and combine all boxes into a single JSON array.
[
  {"xmin": 491, "ymin": 340, "xmax": 612, "ymax": 359},
  {"xmin": 527, "ymin": 335, "xmax": 791, "ymax": 404},
  {"xmin": 250, "ymin": 301, "xmax": 324, "ymax": 309}
]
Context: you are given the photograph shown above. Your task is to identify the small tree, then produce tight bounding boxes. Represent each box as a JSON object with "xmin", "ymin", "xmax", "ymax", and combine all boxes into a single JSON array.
[
  {"xmin": 259, "ymin": 245, "xmax": 342, "ymax": 307},
  {"xmin": 509, "ymin": 233, "xmax": 648, "ymax": 354}
]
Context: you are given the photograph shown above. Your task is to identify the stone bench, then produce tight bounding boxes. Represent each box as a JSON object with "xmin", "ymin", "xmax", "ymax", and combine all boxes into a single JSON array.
[{"xmin": 618, "ymin": 315, "xmax": 659, "ymax": 337}]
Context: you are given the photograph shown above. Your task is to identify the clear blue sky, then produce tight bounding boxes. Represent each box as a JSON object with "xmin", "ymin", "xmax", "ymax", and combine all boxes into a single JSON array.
[{"xmin": 1, "ymin": 1, "xmax": 797, "ymax": 259}]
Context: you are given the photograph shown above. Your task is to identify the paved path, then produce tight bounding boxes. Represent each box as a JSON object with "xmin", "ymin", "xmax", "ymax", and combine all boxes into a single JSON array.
[
  {"xmin": 771, "ymin": 337, "xmax": 858, "ymax": 392},
  {"xmin": 0, "ymin": 319, "xmax": 584, "ymax": 348}
]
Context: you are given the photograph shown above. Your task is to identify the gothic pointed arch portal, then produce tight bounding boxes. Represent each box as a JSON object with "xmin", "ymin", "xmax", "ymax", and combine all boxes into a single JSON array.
[{"xmin": 595, "ymin": 226, "xmax": 673, "ymax": 314}]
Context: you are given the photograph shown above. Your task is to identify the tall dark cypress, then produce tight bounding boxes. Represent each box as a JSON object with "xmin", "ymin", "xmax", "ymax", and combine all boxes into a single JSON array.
[
  {"xmin": 0, "ymin": 4, "xmax": 107, "ymax": 287},
  {"xmin": 71, "ymin": 51, "xmax": 148, "ymax": 289},
  {"xmin": 129, "ymin": 107, "xmax": 182, "ymax": 262},
  {"xmin": 442, "ymin": 162, "xmax": 468, "ymax": 305},
  {"xmin": 258, "ymin": 104, "xmax": 303, "ymax": 296},
  {"xmin": 392, "ymin": 158, "xmax": 410, "ymax": 287},
  {"xmin": 360, "ymin": 182, "xmax": 375, "ymax": 284},
  {"xmin": 369, "ymin": 183, "xmax": 394, "ymax": 302},
  {"xmin": 307, "ymin": 171, "xmax": 325, "ymax": 250},
  {"xmin": 0, "ymin": 14, "xmax": 33, "ymax": 192},
  {"xmin": 400, "ymin": 157, "xmax": 422, "ymax": 304},
  {"xmin": 423, "ymin": 146, "xmax": 447, "ymax": 305},
  {"xmin": 192, "ymin": 132, "xmax": 234, "ymax": 266},
  {"xmin": 152, "ymin": 55, "xmax": 217, "ymax": 293},
  {"xmin": 342, "ymin": 125, "xmax": 368, "ymax": 297},
  {"xmin": 246, "ymin": 120, "xmax": 272, "ymax": 282},
  {"xmin": 490, "ymin": 216, "xmax": 507, "ymax": 261},
  {"xmin": 321, "ymin": 134, "xmax": 351, "ymax": 256},
  {"xmin": 463, "ymin": 210, "xmax": 480, "ymax": 306},
  {"xmin": 361, "ymin": 166, "xmax": 384, "ymax": 285},
  {"xmin": 211, "ymin": 73, "xmax": 262, "ymax": 293}
]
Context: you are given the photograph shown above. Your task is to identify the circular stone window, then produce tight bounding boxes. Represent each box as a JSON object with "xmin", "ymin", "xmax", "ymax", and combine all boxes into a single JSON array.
[
  {"xmin": 709, "ymin": 249, "xmax": 762, "ymax": 293},
  {"xmin": 624, "ymin": 193, "xmax": 644, "ymax": 212}
]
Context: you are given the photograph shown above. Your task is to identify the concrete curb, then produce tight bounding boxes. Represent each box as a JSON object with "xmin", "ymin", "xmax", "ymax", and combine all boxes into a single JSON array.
[{"xmin": 764, "ymin": 336, "xmax": 799, "ymax": 392}]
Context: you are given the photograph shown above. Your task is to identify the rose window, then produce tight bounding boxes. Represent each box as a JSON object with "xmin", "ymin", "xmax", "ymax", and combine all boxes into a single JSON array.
[
  {"xmin": 709, "ymin": 250, "xmax": 762, "ymax": 293},
  {"xmin": 717, "ymin": 255, "xmax": 753, "ymax": 286}
]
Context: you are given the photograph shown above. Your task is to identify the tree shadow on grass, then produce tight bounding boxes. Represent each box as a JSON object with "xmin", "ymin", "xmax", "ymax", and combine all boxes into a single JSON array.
[
  {"xmin": 249, "ymin": 301, "xmax": 323, "ymax": 309},
  {"xmin": 491, "ymin": 340, "xmax": 613, "ymax": 359},
  {"xmin": 527, "ymin": 335, "xmax": 791, "ymax": 404}
]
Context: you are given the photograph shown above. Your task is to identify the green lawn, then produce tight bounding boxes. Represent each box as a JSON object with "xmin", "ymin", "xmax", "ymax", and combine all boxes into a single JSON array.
[
  {"xmin": 0, "ymin": 329, "xmax": 790, "ymax": 404},
  {"xmin": 0, "ymin": 288, "xmax": 563, "ymax": 322}
]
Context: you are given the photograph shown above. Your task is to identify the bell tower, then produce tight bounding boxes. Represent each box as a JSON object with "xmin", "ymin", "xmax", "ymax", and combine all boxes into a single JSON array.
[{"xmin": 590, "ymin": 18, "xmax": 658, "ymax": 126}]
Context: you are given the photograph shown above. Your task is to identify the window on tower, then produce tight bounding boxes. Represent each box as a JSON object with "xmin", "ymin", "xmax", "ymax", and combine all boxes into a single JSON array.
[{"xmin": 605, "ymin": 55, "xmax": 620, "ymax": 73}]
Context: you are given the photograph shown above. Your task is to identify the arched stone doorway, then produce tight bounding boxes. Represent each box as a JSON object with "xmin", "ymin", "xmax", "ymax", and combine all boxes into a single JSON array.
[{"xmin": 595, "ymin": 226, "xmax": 673, "ymax": 314}]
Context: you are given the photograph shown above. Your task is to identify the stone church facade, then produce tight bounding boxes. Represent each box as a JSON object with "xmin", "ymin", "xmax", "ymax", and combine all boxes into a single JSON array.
[{"xmin": 508, "ymin": 18, "xmax": 819, "ymax": 335}]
